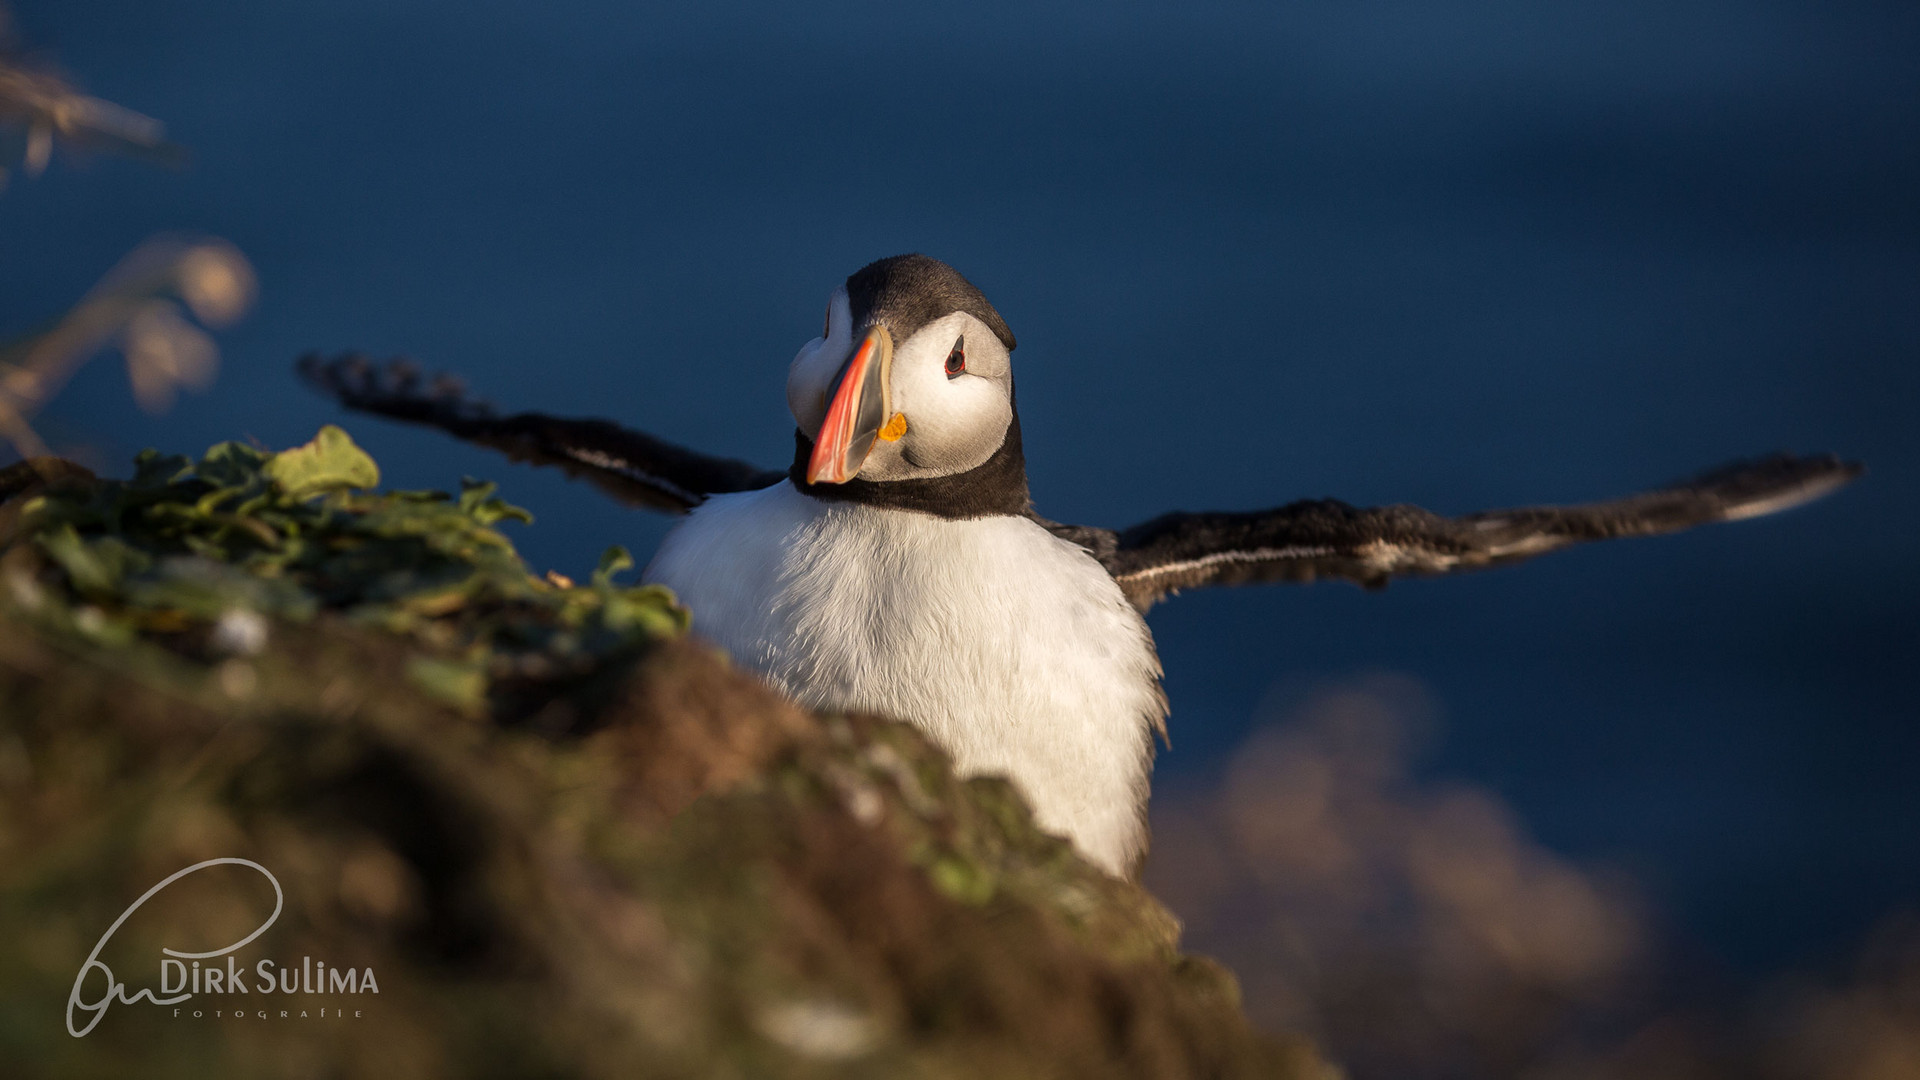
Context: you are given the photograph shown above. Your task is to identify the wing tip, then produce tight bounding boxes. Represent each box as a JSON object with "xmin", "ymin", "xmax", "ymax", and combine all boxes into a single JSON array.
[
  {"xmin": 1699, "ymin": 451, "xmax": 1864, "ymax": 522},
  {"xmin": 296, "ymin": 350, "xmax": 495, "ymax": 422}
]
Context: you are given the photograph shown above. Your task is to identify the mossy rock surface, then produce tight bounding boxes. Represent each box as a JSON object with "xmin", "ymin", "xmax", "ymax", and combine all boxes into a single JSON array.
[{"xmin": 0, "ymin": 432, "xmax": 1331, "ymax": 1079}]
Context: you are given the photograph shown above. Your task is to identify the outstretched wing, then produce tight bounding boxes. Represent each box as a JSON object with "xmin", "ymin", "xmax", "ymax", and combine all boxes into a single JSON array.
[
  {"xmin": 298, "ymin": 353, "xmax": 786, "ymax": 513},
  {"xmin": 1077, "ymin": 454, "xmax": 1861, "ymax": 611}
]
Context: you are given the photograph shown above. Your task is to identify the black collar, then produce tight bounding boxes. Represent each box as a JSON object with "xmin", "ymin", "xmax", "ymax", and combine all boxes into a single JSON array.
[{"xmin": 787, "ymin": 408, "xmax": 1032, "ymax": 520}]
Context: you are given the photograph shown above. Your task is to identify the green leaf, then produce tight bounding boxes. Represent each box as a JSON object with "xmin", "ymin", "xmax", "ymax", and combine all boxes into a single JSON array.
[
  {"xmin": 131, "ymin": 449, "xmax": 196, "ymax": 489},
  {"xmin": 598, "ymin": 586, "xmax": 689, "ymax": 637},
  {"xmin": 265, "ymin": 426, "xmax": 380, "ymax": 499},
  {"xmin": 197, "ymin": 441, "xmax": 272, "ymax": 488},
  {"xmin": 457, "ymin": 478, "xmax": 497, "ymax": 514},
  {"xmin": 592, "ymin": 546, "xmax": 634, "ymax": 587},
  {"xmin": 457, "ymin": 478, "xmax": 534, "ymax": 526}
]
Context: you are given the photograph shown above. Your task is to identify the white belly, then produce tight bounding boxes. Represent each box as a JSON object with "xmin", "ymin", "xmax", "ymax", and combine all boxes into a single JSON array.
[{"xmin": 642, "ymin": 481, "xmax": 1166, "ymax": 875}]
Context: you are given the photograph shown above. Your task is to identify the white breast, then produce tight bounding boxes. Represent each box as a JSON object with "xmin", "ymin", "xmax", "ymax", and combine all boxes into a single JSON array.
[{"xmin": 641, "ymin": 481, "xmax": 1166, "ymax": 875}]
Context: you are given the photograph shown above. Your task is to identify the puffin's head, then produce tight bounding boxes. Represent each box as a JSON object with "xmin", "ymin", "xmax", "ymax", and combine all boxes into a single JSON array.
[{"xmin": 787, "ymin": 254, "xmax": 1017, "ymax": 485}]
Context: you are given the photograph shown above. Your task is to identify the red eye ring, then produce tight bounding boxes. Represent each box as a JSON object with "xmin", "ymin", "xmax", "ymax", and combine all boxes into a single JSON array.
[{"xmin": 944, "ymin": 337, "xmax": 966, "ymax": 378}]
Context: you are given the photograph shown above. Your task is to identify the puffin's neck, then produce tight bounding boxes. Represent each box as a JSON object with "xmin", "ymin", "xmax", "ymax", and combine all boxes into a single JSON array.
[{"xmin": 788, "ymin": 406, "xmax": 1032, "ymax": 520}]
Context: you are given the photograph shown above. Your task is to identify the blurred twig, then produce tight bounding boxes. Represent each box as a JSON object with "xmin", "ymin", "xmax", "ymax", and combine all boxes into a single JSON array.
[
  {"xmin": 0, "ymin": 5, "xmax": 233, "ymax": 463},
  {"xmin": 0, "ymin": 3, "xmax": 182, "ymax": 190},
  {"xmin": 0, "ymin": 236, "xmax": 257, "ymax": 460}
]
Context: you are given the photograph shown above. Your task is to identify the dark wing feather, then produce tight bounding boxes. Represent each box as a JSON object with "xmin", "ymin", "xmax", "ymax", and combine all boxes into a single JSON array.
[
  {"xmin": 1097, "ymin": 453, "xmax": 1862, "ymax": 610},
  {"xmin": 298, "ymin": 353, "xmax": 785, "ymax": 513}
]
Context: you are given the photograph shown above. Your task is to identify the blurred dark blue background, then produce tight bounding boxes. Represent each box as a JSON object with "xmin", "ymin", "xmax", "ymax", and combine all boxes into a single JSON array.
[{"xmin": 6, "ymin": 0, "xmax": 1914, "ymax": 988}]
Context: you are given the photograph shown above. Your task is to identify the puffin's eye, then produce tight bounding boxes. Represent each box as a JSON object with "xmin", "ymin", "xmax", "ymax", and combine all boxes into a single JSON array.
[{"xmin": 944, "ymin": 337, "xmax": 966, "ymax": 379}]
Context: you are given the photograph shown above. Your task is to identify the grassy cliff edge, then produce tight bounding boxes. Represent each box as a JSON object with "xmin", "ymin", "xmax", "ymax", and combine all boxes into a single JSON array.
[{"xmin": 0, "ymin": 429, "xmax": 1330, "ymax": 1079}]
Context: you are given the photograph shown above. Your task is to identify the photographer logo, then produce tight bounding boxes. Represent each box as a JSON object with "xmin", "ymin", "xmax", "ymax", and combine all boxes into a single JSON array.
[{"xmin": 66, "ymin": 857, "xmax": 379, "ymax": 1037}]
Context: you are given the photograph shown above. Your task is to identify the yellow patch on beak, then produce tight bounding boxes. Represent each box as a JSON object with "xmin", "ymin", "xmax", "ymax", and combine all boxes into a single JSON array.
[{"xmin": 878, "ymin": 412, "xmax": 908, "ymax": 442}]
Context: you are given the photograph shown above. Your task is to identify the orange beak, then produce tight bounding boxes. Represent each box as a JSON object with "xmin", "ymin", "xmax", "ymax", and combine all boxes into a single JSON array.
[{"xmin": 807, "ymin": 325, "xmax": 893, "ymax": 484}]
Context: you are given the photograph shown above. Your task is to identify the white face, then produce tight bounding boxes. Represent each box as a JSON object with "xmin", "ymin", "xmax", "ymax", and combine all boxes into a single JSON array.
[{"xmin": 787, "ymin": 286, "xmax": 1015, "ymax": 482}]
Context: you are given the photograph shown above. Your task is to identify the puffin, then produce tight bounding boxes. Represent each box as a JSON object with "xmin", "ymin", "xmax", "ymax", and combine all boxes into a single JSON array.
[{"xmin": 300, "ymin": 253, "xmax": 1861, "ymax": 877}]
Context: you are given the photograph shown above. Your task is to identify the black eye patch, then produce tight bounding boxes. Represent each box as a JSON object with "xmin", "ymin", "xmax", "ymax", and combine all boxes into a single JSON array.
[{"xmin": 945, "ymin": 336, "xmax": 966, "ymax": 379}]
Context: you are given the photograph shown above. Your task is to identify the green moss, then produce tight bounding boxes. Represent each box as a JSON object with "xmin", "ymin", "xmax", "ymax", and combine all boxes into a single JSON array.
[{"xmin": 1, "ymin": 428, "xmax": 686, "ymax": 715}]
